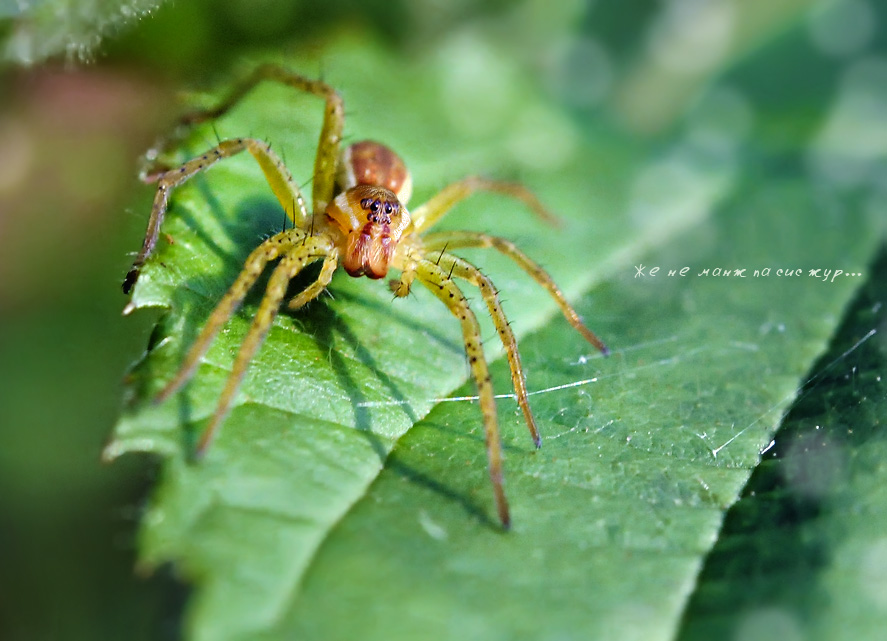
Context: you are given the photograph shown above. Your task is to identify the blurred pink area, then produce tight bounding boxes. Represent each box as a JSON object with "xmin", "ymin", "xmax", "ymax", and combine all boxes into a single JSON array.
[{"xmin": 0, "ymin": 68, "xmax": 171, "ymax": 310}]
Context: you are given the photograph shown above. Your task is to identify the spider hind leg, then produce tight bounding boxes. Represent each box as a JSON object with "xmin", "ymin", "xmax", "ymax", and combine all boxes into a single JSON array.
[
  {"xmin": 437, "ymin": 251, "xmax": 542, "ymax": 448},
  {"xmin": 415, "ymin": 258, "xmax": 511, "ymax": 529}
]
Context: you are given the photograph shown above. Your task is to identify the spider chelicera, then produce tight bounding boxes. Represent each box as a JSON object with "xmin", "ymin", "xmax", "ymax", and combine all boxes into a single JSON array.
[{"xmin": 124, "ymin": 64, "xmax": 608, "ymax": 529}]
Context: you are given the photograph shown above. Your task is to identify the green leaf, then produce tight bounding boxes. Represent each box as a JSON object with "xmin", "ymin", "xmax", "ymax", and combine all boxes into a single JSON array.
[
  {"xmin": 107, "ymin": 29, "xmax": 884, "ymax": 641},
  {"xmin": 678, "ymin": 248, "xmax": 887, "ymax": 641},
  {"xmin": 257, "ymin": 188, "xmax": 881, "ymax": 641}
]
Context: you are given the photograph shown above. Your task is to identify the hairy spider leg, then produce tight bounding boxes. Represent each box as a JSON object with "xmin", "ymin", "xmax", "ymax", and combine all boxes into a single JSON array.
[
  {"xmin": 434, "ymin": 252, "xmax": 542, "ymax": 448},
  {"xmin": 423, "ymin": 231, "xmax": 609, "ymax": 355},
  {"xmin": 171, "ymin": 64, "xmax": 344, "ymax": 213},
  {"xmin": 155, "ymin": 228, "xmax": 310, "ymax": 405},
  {"xmin": 409, "ymin": 176, "xmax": 561, "ymax": 233},
  {"xmin": 414, "ymin": 258, "xmax": 511, "ymax": 529},
  {"xmin": 194, "ymin": 236, "xmax": 337, "ymax": 456},
  {"xmin": 124, "ymin": 137, "xmax": 309, "ymax": 294}
]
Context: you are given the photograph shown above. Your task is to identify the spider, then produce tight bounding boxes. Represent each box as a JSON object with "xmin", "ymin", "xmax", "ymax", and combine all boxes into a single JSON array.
[{"xmin": 124, "ymin": 64, "xmax": 608, "ymax": 529}]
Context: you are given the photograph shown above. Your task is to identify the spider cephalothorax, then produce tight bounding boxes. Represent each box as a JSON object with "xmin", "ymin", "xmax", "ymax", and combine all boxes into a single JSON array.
[
  {"xmin": 326, "ymin": 182, "xmax": 410, "ymax": 279},
  {"xmin": 124, "ymin": 64, "xmax": 608, "ymax": 529}
]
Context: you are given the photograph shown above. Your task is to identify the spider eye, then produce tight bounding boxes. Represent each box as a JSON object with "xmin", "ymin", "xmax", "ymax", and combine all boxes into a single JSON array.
[{"xmin": 348, "ymin": 187, "xmax": 405, "ymax": 228}]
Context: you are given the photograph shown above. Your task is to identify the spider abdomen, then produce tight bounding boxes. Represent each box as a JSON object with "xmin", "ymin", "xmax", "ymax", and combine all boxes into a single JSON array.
[{"xmin": 338, "ymin": 140, "xmax": 413, "ymax": 205}]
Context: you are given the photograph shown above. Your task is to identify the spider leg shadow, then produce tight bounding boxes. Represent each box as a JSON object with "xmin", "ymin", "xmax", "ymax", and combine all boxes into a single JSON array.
[
  {"xmin": 333, "ymin": 288, "xmax": 462, "ymax": 351},
  {"xmin": 306, "ymin": 290, "xmax": 512, "ymax": 529},
  {"xmin": 312, "ymin": 288, "xmax": 528, "ymax": 528},
  {"xmin": 298, "ymin": 298, "xmax": 416, "ymax": 464},
  {"xmin": 383, "ymin": 419, "xmax": 502, "ymax": 531},
  {"xmin": 388, "ymin": 454, "xmax": 501, "ymax": 530},
  {"xmin": 175, "ymin": 191, "xmax": 286, "ymax": 285},
  {"xmin": 165, "ymin": 283, "xmax": 210, "ymax": 458}
]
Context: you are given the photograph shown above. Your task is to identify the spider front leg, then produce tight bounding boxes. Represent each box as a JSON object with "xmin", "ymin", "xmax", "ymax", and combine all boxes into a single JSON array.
[
  {"xmin": 124, "ymin": 137, "xmax": 308, "ymax": 294},
  {"xmin": 154, "ymin": 233, "xmax": 336, "ymax": 457},
  {"xmin": 154, "ymin": 228, "xmax": 309, "ymax": 406},
  {"xmin": 423, "ymin": 231, "xmax": 608, "ymax": 355},
  {"xmin": 415, "ymin": 258, "xmax": 511, "ymax": 529}
]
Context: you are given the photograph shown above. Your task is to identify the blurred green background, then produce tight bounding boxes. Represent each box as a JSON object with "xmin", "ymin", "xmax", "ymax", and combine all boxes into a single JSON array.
[{"xmin": 1, "ymin": 1, "xmax": 885, "ymax": 639}]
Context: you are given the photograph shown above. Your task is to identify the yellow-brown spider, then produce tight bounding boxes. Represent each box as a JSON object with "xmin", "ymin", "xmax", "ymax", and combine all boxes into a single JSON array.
[{"xmin": 124, "ymin": 65, "xmax": 608, "ymax": 529}]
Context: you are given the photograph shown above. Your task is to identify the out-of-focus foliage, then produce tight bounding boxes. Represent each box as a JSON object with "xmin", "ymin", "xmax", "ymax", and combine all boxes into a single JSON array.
[{"xmin": 0, "ymin": 0, "xmax": 168, "ymax": 64}]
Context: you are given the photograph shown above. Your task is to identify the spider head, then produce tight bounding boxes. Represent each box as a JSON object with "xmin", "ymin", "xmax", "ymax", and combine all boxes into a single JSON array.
[
  {"xmin": 338, "ymin": 140, "xmax": 413, "ymax": 205},
  {"xmin": 325, "ymin": 184, "xmax": 411, "ymax": 279}
]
